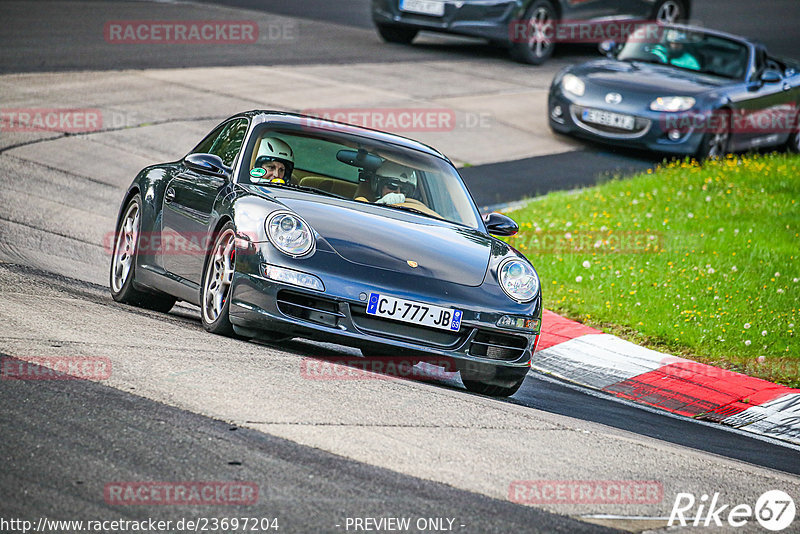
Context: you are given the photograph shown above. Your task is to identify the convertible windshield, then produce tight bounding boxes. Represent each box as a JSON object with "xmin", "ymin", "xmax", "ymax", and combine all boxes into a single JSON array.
[
  {"xmin": 240, "ymin": 124, "xmax": 482, "ymax": 229},
  {"xmin": 617, "ymin": 25, "xmax": 749, "ymax": 80}
]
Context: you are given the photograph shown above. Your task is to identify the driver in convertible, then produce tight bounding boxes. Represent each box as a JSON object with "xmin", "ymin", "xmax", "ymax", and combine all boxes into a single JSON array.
[
  {"xmin": 650, "ymin": 29, "xmax": 700, "ymax": 71},
  {"xmin": 252, "ymin": 137, "xmax": 294, "ymax": 184},
  {"xmin": 356, "ymin": 161, "xmax": 417, "ymax": 205}
]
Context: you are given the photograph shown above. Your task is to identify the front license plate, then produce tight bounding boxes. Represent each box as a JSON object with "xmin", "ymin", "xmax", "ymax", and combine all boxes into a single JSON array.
[
  {"xmin": 399, "ymin": 0, "xmax": 445, "ymax": 16},
  {"xmin": 366, "ymin": 293, "xmax": 462, "ymax": 332},
  {"xmin": 582, "ymin": 108, "xmax": 635, "ymax": 130}
]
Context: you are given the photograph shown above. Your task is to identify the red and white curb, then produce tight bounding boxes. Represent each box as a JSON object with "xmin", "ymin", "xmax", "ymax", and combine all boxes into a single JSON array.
[{"xmin": 534, "ymin": 310, "xmax": 800, "ymax": 446}]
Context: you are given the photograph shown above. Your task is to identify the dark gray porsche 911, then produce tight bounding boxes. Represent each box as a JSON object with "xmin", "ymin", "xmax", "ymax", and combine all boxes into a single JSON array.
[
  {"xmin": 372, "ymin": 0, "xmax": 690, "ymax": 64},
  {"xmin": 548, "ymin": 24, "xmax": 800, "ymax": 157},
  {"xmin": 109, "ymin": 111, "xmax": 541, "ymax": 397}
]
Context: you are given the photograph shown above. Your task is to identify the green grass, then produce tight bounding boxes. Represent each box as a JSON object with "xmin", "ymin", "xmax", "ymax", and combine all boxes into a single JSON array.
[{"xmin": 506, "ymin": 153, "xmax": 800, "ymax": 387}]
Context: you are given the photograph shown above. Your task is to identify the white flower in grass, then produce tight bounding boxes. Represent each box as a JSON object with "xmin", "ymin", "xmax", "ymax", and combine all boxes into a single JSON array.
[
  {"xmin": 705, "ymin": 196, "xmax": 711, "ymax": 202},
  {"xmin": 757, "ymin": 355, "xmax": 766, "ymax": 364},
  {"xmin": 708, "ymin": 267, "xmax": 715, "ymax": 274},
  {"xmin": 744, "ymin": 340, "xmax": 751, "ymax": 346},
  {"xmin": 731, "ymin": 266, "xmax": 738, "ymax": 272},
  {"xmin": 761, "ymin": 330, "xmax": 767, "ymax": 336},
  {"xmin": 582, "ymin": 260, "xmax": 591, "ymax": 268},
  {"xmin": 744, "ymin": 323, "xmax": 751, "ymax": 329},
  {"xmin": 775, "ymin": 272, "xmax": 781, "ymax": 277},
  {"xmin": 687, "ymin": 212, "xmax": 694, "ymax": 218},
  {"xmin": 777, "ymin": 288, "xmax": 784, "ymax": 294},
  {"xmin": 575, "ymin": 275, "xmax": 583, "ymax": 283}
]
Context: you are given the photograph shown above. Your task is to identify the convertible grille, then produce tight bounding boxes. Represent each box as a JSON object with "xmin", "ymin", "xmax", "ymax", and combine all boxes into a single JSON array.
[
  {"xmin": 469, "ymin": 331, "xmax": 528, "ymax": 361},
  {"xmin": 276, "ymin": 290, "xmax": 344, "ymax": 328},
  {"xmin": 350, "ymin": 304, "xmax": 465, "ymax": 348}
]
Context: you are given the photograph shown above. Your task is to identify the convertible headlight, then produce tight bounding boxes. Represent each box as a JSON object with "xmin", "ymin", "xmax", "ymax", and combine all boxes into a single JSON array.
[
  {"xmin": 498, "ymin": 259, "xmax": 540, "ymax": 303},
  {"xmin": 650, "ymin": 96, "xmax": 696, "ymax": 112},
  {"xmin": 562, "ymin": 74, "xmax": 585, "ymax": 97},
  {"xmin": 266, "ymin": 212, "xmax": 315, "ymax": 257}
]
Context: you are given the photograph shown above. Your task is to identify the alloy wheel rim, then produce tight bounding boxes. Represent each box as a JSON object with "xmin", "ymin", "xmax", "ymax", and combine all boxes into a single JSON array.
[
  {"xmin": 707, "ymin": 130, "xmax": 729, "ymax": 158},
  {"xmin": 656, "ymin": 1, "xmax": 682, "ymax": 23},
  {"xmin": 203, "ymin": 229, "xmax": 236, "ymax": 324},
  {"xmin": 111, "ymin": 202, "xmax": 139, "ymax": 293},
  {"xmin": 527, "ymin": 7, "xmax": 554, "ymax": 58}
]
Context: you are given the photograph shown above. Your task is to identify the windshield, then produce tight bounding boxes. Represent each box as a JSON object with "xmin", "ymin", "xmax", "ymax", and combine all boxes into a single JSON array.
[
  {"xmin": 617, "ymin": 25, "xmax": 749, "ymax": 79},
  {"xmin": 239, "ymin": 124, "xmax": 482, "ymax": 229}
]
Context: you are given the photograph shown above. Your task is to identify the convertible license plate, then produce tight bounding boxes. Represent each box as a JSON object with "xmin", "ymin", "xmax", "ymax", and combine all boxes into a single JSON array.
[
  {"xmin": 399, "ymin": 0, "xmax": 445, "ymax": 16},
  {"xmin": 582, "ymin": 108, "xmax": 635, "ymax": 130},
  {"xmin": 366, "ymin": 293, "xmax": 462, "ymax": 332}
]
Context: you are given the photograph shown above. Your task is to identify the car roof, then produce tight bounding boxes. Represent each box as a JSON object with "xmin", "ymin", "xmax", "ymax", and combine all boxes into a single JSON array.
[{"xmin": 234, "ymin": 110, "xmax": 449, "ymax": 162}]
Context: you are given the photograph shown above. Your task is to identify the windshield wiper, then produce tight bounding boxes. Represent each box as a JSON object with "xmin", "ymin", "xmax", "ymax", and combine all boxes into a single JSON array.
[
  {"xmin": 377, "ymin": 202, "xmax": 443, "ymax": 221},
  {"xmin": 247, "ymin": 181, "xmax": 346, "ymax": 200}
]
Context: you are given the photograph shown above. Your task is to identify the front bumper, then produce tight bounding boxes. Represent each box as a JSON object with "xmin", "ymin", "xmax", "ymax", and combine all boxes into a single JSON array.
[
  {"xmin": 372, "ymin": 0, "xmax": 519, "ymax": 43},
  {"xmin": 229, "ymin": 242, "xmax": 540, "ymax": 387},
  {"xmin": 548, "ymin": 87, "xmax": 707, "ymax": 156}
]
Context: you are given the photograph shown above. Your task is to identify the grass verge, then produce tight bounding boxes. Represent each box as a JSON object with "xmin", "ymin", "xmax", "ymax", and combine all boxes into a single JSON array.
[{"xmin": 507, "ymin": 153, "xmax": 800, "ymax": 387}]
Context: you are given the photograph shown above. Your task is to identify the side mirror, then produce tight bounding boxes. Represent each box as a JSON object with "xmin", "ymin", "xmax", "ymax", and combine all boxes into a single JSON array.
[
  {"xmin": 599, "ymin": 40, "xmax": 618, "ymax": 57},
  {"xmin": 483, "ymin": 212, "xmax": 519, "ymax": 237},
  {"xmin": 760, "ymin": 69, "xmax": 782, "ymax": 84},
  {"xmin": 184, "ymin": 153, "xmax": 231, "ymax": 179}
]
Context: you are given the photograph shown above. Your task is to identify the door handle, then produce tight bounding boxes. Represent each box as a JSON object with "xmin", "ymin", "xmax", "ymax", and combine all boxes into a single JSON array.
[{"xmin": 165, "ymin": 187, "xmax": 176, "ymax": 203}]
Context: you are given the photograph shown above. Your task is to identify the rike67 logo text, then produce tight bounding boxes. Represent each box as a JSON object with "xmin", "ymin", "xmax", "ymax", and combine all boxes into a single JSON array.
[{"xmin": 669, "ymin": 490, "xmax": 796, "ymax": 531}]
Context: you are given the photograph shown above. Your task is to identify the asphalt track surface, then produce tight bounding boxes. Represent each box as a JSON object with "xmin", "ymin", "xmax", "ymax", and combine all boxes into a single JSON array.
[{"xmin": 2, "ymin": 1, "xmax": 800, "ymax": 532}]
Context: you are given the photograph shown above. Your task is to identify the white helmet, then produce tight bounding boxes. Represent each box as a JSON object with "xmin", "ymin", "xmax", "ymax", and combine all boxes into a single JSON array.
[
  {"xmin": 374, "ymin": 161, "xmax": 417, "ymax": 197},
  {"xmin": 255, "ymin": 137, "xmax": 294, "ymax": 178}
]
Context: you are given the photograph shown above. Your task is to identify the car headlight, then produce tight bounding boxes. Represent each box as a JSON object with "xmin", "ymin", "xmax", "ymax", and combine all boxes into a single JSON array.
[
  {"xmin": 650, "ymin": 96, "xmax": 696, "ymax": 112},
  {"xmin": 266, "ymin": 211, "xmax": 315, "ymax": 257},
  {"xmin": 562, "ymin": 74, "xmax": 585, "ymax": 97},
  {"xmin": 498, "ymin": 259, "xmax": 539, "ymax": 303}
]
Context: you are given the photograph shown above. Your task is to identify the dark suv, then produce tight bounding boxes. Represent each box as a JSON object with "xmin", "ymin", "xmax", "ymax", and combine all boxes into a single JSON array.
[{"xmin": 372, "ymin": 0, "xmax": 690, "ymax": 64}]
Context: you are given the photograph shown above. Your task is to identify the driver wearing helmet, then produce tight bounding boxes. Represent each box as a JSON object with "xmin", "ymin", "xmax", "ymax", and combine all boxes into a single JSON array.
[
  {"xmin": 251, "ymin": 137, "xmax": 294, "ymax": 184},
  {"xmin": 356, "ymin": 161, "xmax": 417, "ymax": 205},
  {"xmin": 650, "ymin": 29, "xmax": 700, "ymax": 71}
]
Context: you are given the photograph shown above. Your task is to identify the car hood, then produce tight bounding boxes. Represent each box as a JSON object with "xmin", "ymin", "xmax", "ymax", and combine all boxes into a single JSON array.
[
  {"xmin": 572, "ymin": 59, "xmax": 729, "ymax": 97},
  {"xmin": 248, "ymin": 187, "xmax": 492, "ymax": 286}
]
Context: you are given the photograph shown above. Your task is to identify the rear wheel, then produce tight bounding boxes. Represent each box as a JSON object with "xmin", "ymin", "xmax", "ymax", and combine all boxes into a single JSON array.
[
  {"xmin": 109, "ymin": 194, "xmax": 176, "ymax": 313},
  {"xmin": 376, "ymin": 23, "xmax": 418, "ymax": 44},
  {"xmin": 510, "ymin": 0, "xmax": 556, "ymax": 65},
  {"xmin": 201, "ymin": 222, "xmax": 237, "ymax": 335},
  {"xmin": 653, "ymin": 0, "xmax": 686, "ymax": 23}
]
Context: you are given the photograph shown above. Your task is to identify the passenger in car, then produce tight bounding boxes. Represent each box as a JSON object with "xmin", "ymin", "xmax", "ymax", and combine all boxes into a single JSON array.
[{"xmin": 355, "ymin": 161, "xmax": 417, "ymax": 205}]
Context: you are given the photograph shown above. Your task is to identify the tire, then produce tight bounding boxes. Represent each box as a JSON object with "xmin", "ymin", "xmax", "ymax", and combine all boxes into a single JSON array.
[
  {"xmin": 462, "ymin": 374, "xmax": 526, "ymax": 397},
  {"xmin": 200, "ymin": 222, "xmax": 237, "ymax": 336},
  {"xmin": 510, "ymin": 0, "xmax": 557, "ymax": 65},
  {"xmin": 696, "ymin": 109, "xmax": 730, "ymax": 160},
  {"xmin": 109, "ymin": 194, "xmax": 176, "ymax": 313},
  {"xmin": 653, "ymin": 0, "xmax": 686, "ymax": 23},
  {"xmin": 376, "ymin": 23, "xmax": 418, "ymax": 44},
  {"xmin": 785, "ymin": 111, "xmax": 800, "ymax": 153}
]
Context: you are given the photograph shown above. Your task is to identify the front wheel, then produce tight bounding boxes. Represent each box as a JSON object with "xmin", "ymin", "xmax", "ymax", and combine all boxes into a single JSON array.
[
  {"xmin": 510, "ymin": 0, "xmax": 556, "ymax": 65},
  {"xmin": 696, "ymin": 109, "xmax": 730, "ymax": 160},
  {"xmin": 109, "ymin": 194, "xmax": 176, "ymax": 313},
  {"xmin": 201, "ymin": 222, "xmax": 237, "ymax": 335},
  {"xmin": 376, "ymin": 24, "xmax": 418, "ymax": 44}
]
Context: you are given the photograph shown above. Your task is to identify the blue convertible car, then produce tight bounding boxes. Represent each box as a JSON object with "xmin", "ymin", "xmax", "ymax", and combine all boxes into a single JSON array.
[
  {"xmin": 549, "ymin": 24, "xmax": 800, "ymax": 157},
  {"xmin": 110, "ymin": 112, "xmax": 542, "ymax": 396}
]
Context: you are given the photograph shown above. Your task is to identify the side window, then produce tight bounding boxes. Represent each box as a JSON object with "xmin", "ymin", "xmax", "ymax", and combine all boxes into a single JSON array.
[{"xmin": 191, "ymin": 118, "xmax": 249, "ymax": 168}]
